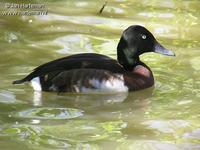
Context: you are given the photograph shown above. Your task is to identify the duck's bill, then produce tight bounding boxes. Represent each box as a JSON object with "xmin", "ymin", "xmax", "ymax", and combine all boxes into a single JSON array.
[{"xmin": 154, "ymin": 42, "xmax": 175, "ymax": 56}]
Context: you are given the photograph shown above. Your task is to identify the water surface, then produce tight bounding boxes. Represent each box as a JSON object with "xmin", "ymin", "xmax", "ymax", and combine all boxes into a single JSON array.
[{"xmin": 0, "ymin": 0, "xmax": 200, "ymax": 149}]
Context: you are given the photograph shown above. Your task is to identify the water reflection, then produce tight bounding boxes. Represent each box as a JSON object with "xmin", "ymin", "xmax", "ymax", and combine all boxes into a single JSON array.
[
  {"xmin": 183, "ymin": 128, "xmax": 200, "ymax": 140},
  {"xmin": 31, "ymin": 87, "xmax": 153, "ymax": 107},
  {"xmin": 0, "ymin": 90, "xmax": 17, "ymax": 104},
  {"xmin": 0, "ymin": 120, "xmax": 127, "ymax": 149},
  {"xmin": 16, "ymin": 107, "xmax": 83, "ymax": 120},
  {"xmin": 117, "ymin": 139, "xmax": 200, "ymax": 150},
  {"xmin": 33, "ymin": 91, "xmax": 42, "ymax": 106},
  {"xmin": 143, "ymin": 120, "xmax": 190, "ymax": 134},
  {"xmin": 54, "ymin": 34, "xmax": 94, "ymax": 54}
]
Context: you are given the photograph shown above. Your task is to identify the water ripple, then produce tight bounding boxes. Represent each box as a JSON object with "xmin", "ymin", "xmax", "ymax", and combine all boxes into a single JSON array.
[{"xmin": 16, "ymin": 107, "xmax": 83, "ymax": 120}]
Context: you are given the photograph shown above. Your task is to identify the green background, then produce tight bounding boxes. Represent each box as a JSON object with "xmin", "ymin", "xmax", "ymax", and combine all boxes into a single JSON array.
[{"xmin": 0, "ymin": 0, "xmax": 200, "ymax": 149}]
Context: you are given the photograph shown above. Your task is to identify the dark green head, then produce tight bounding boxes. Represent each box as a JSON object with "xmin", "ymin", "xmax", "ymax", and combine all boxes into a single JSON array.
[{"xmin": 117, "ymin": 25, "xmax": 175, "ymax": 69}]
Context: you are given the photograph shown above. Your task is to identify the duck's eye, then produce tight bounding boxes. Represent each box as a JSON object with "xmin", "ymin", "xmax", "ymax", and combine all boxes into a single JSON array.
[{"xmin": 141, "ymin": 34, "xmax": 146, "ymax": 39}]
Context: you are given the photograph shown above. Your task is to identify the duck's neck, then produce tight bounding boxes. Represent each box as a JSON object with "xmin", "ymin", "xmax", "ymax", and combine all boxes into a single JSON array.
[
  {"xmin": 117, "ymin": 49, "xmax": 140, "ymax": 71},
  {"xmin": 117, "ymin": 49, "xmax": 153, "ymax": 76},
  {"xmin": 117, "ymin": 40, "xmax": 152, "ymax": 74},
  {"xmin": 117, "ymin": 39, "xmax": 140, "ymax": 70}
]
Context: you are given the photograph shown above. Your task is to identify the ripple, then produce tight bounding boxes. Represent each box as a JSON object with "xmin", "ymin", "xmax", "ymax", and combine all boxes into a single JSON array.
[
  {"xmin": 4, "ymin": 32, "xmax": 18, "ymax": 43},
  {"xmin": 54, "ymin": 34, "xmax": 93, "ymax": 54},
  {"xmin": 38, "ymin": 14, "xmax": 134, "ymax": 29},
  {"xmin": 54, "ymin": 34, "xmax": 118, "ymax": 55},
  {"xmin": 190, "ymin": 56, "xmax": 200, "ymax": 71},
  {"xmin": 143, "ymin": 120, "xmax": 190, "ymax": 134},
  {"xmin": 16, "ymin": 107, "xmax": 83, "ymax": 120},
  {"xmin": 0, "ymin": 121, "xmax": 126, "ymax": 148},
  {"xmin": 138, "ymin": 12, "xmax": 174, "ymax": 18},
  {"xmin": 183, "ymin": 129, "xmax": 200, "ymax": 140},
  {"xmin": 118, "ymin": 140, "xmax": 180, "ymax": 150},
  {"xmin": 0, "ymin": 90, "xmax": 17, "ymax": 104},
  {"xmin": 0, "ymin": 125, "xmax": 71, "ymax": 149},
  {"xmin": 117, "ymin": 140, "xmax": 200, "ymax": 150},
  {"xmin": 42, "ymin": 120, "xmax": 127, "ymax": 142}
]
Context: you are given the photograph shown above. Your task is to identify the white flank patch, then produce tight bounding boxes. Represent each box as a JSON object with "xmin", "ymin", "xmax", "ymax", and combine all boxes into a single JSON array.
[
  {"xmin": 81, "ymin": 75, "xmax": 128, "ymax": 93},
  {"xmin": 31, "ymin": 77, "xmax": 42, "ymax": 91}
]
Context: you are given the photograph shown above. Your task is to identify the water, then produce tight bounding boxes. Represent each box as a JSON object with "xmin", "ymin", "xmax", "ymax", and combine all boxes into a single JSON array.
[{"xmin": 0, "ymin": 0, "xmax": 200, "ymax": 149}]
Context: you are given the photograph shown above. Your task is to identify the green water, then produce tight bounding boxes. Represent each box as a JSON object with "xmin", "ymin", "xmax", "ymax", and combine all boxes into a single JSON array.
[{"xmin": 0, "ymin": 0, "xmax": 200, "ymax": 149}]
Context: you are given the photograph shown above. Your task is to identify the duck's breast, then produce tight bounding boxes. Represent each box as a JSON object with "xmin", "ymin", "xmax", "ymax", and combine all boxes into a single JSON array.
[{"xmin": 123, "ymin": 65, "xmax": 154, "ymax": 91}]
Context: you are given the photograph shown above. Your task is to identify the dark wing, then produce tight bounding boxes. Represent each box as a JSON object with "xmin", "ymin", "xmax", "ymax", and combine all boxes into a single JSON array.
[{"xmin": 13, "ymin": 53, "xmax": 125, "ymax": 84}]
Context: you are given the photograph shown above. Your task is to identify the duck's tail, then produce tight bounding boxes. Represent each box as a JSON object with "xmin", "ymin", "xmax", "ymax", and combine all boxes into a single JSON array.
[
  {"xmin": 12, "ymin": 72, "xmax": 35, "ymax": 84},
  {"xmin": 12, "ymin": 78, "xmax": 27, "ymax": 84}
]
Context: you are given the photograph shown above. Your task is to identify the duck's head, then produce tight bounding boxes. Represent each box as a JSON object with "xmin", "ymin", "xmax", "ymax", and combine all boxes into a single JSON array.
[{"xmin": 117, "ymin": 25, "xmax": 175, "ymax": 69}]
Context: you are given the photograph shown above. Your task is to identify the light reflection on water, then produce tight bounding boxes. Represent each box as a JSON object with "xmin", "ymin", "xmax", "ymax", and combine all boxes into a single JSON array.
[{"xmin": 0, "ymin": 0, "xmax": 200, "ymax": 149}]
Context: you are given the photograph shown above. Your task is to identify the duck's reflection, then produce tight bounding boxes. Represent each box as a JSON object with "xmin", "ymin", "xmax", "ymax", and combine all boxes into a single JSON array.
[
  {"xmin": 33, "ymin": 91, "xmax": 42, "ymax": 106},
  {"xmin": 32, "ymin": 86, "xmax": 154, "ymax": 109},
  {"xmin": 33, "ymin": 91, "xmax": 128, "ymax": 106}
]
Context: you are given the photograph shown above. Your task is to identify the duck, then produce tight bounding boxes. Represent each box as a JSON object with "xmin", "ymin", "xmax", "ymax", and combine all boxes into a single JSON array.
[{"xmin": 13, "ymin": 25, "xmax": 175, "ymax": 93}]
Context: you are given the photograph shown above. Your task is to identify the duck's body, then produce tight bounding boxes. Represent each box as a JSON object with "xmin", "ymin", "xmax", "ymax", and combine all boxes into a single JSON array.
[{"xmin": 13, "ymin": 25, "xmax": 175, "ymax": 93}]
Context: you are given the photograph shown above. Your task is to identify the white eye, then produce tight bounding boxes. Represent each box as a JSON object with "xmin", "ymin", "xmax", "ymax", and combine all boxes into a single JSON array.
[{"xmin": 141, "ymin": 34, "xmax": 146, "ymax": 39}]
